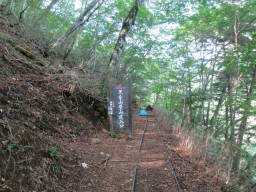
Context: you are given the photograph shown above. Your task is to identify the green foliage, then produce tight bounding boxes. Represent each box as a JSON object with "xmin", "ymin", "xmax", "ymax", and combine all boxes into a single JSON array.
[
  {"xmin": 1, "ymin": 68, "xmax": 12, "ymax": 77},
  {"xmin": 115, "ymin": 0, "xmax": 134, "ymax": 18},
  {"xmin": 112, "ymin": 135, "xmax": 121, "ymax": 139},
  {"xmin": 51, "ymin": 164, "xmax": 66, "ymax": 175},
  {"xmin": 7, "ymin": 138, "xmax": 19, "ymax": 151},
  {"xmin": 48, "ymin": 146, "xmax": 59, "ymax": 158}
]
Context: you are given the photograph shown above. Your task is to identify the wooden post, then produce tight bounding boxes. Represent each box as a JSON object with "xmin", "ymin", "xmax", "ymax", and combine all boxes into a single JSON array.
[
  {"xmin": 108, "ymin": 84, "xmax": 114, "ymax": 137},
  {"xmin": 128, "ymin": 75, "xmax": 133, "ymax": 138}
]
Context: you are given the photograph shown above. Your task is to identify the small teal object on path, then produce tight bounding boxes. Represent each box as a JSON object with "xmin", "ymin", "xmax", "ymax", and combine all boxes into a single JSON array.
[{"xmin": 139, "ymin": 110, "xmax": 148, "ymax": 116}]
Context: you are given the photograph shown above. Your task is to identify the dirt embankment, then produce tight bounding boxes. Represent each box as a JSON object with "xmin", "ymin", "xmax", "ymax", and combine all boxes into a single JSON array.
[{"xmin": 0, "ymin": 15, "xmax": 108, "ymax": 191}]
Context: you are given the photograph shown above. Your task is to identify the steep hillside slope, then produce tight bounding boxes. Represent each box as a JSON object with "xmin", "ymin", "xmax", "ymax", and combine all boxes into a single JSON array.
[{"xmin": 0, "ymin": 16, "xmax": 108, "ymax": 191}]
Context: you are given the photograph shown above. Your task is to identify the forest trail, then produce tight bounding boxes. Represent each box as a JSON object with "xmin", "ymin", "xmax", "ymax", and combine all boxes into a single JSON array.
[
  {"xmin": 1, "ymin": 1, "xmax": 256, "ymax": 191},
  {"xmin": 56, "ymin": 110, "xmax": 224, "ymax": 192},
  {"xmin": 0, "ymin": 13, "xmax": 226, "ymax": 191}
]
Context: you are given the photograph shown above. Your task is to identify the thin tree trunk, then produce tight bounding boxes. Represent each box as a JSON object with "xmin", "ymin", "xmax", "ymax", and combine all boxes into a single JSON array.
[
  {"xmin": 245, "ymin": 153, "xmax": 256, "ymax": 174},
  {"xmin": 206, "ymin": 61, "xmax": 216, "ymax": 132},
  {"xmin": 228, "ymin": 76, "xmax": 235, "ymax": 142},
  {"xmin": 188, "ymin": 72, "xmax": 194, "ymax": 128},
  {"xmin": 224, "ymin": 97, "xmax": 229, "ymax": 141},
  {"xmin": 232, "ymin": 64, "xmax": 256, "ymax": 172},
  {"xmin": 51, "ymin": 0, "xmax": 102, "ymax": 49},
  {"xmin": 3, "ymin": 0, "xmax": 15, "ymax": 14},
  {"xmin": 29, "ymin": 0, "xmax": 44, "ymax": 22},
  {"xmin": 63, "ymin": 29, "xmax": 80, "ymax": 61},
  {"xmin": 10, "ymin": 0, "xmax": 15, "ymax": 13},
  {"xmin": 199, "ymin": 45, "xmax": 207, "ymax": 128},
  {"xmin": 209, "ymin": 85, "xmax": 226, "ymax": 129},
  {"xmin": 84, "ymin": 22, "xmax": 117, "ymax": 63},
  {"xmin": 226, "ymin": 71, "xmax": 237, "ymax": 183},
  {"xmin": 34, "ymin": 0, "xmax": 59, "ymax": 26},
  {"xmin": 227, "ymin": 12, "xmax": 239, "ymax": 182},
  {"xmin": 17, "ymin": 0, "xmax": 30, "ymax": 23},
  {"xmin": 181, "ymin": 97, "xmax": 186, "ymax": 128},
  {"xmin": 63, "ymin": 1, "xmax": 106, "ymax": 60}
]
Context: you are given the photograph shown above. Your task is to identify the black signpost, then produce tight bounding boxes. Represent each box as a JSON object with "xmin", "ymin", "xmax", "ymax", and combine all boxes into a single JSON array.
[{"xmin": 108, "ymin": 80, "xmax": 132, "ymax": 136}]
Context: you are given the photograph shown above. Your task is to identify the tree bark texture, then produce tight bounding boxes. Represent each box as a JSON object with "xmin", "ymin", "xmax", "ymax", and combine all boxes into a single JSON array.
[
  {"xmin": 17, "ymin": 0, "xmax": 31, "ymax": 23},
  {"xmin": 51, "ymin": 0, "xmax": 102, "ymax": 49},
  {"xmin": 232, "ymin": 64, "xmax": 256, "ymax": 172},
  {"xmin": 107, "ymin": 0, "xmax": 145, "ymax": 78},
  {"xmin": 209, "ymin": 85, "xmax": 226, "ymax": 129}
]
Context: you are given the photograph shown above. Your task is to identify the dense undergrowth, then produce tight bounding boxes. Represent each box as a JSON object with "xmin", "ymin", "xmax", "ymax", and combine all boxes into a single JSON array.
[{"xmin": 153, "ymin": 107, "xmax": 256, "ymax": 192}]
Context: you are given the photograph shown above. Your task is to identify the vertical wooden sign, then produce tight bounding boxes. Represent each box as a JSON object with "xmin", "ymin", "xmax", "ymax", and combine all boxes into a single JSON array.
[{"xmin": 109, "ymin": 81, "xmax": 132, "ymax": 134}]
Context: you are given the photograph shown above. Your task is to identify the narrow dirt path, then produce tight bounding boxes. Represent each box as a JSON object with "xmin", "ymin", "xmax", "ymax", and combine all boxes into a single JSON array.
[
  {"xmin": 56, "ymin": 110, "xmax": 223, "ymax": 191},
  {"xmin": 99, "ymin": 112, "xmax": 179, "ymax": 192},
  {"xmin": 131, "ymin": 113, "xmax": 178, "ymax": 192}
]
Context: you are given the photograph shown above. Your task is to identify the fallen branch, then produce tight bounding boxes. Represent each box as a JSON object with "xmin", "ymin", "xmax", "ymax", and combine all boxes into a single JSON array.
[
  {"xmin": 104, "ymin": 156, "xmax": 110, "ymax": 167},
  {"xmin": 99, "ymin": 154, "xmax": 111, "ymax": 167}
]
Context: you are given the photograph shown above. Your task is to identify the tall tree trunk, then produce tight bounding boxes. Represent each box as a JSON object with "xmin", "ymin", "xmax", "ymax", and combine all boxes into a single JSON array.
[
  {"xmin": 63, "ymin": 29, "xmax": 80, "ymax": 61},
  {"xmin": 245, "ymin": 153, "xmax": 256, "ymax": 175},
  {"xmin": 81, "ymin": 22, "xmax": 117, "ymax": 67},
  {"xmin": 188, "ymin": 70, "xmax": 194, "ymax": 128},
  {"xmin": 34, "ymin": 0, "xmax": 59, "ymax": 26},
  {"xmin": 224, "ymin": 97, "xmax": 229, "ymax": 141},
  {"xmin": 199, "ymin": 45, "xmax": 207, "ymax": 128},
  {"xmin": 3, "ymin": 0, "xmax": 15, "ymax": 14},
  {"xmin": 181, "ymin": 97, "xmax": 186, "ymax": 128},
  {"xmin": 103, "ymin": 0, "xmax": 145, "ymax": 83},
  {"xmin": 206, "ymin": 61, "xmax": 216, "ymax": 133},
  {"xmin": 17, "ymin": 0, "xmax": 30, "ymax": 23},
  {"xmin": 228, "ymin": 75, "xmax": 235, "ymax": 143},
  {"xmin": 10, "ymin": 0, "xmax": 15, "ymax": 13},
  {"xmin": 226, "ymin": 71, "xmax": 237, "ymax": 183},
  {"xmin": 227, "ymin": 12, "xmax": 240, "ymax": 182},
  {"xmin": 209, "ymin": 85, "xmax": 226, "ymax": 130},
  {"xmin": 232, "ymin": 64, "xmax": 256, "ymax": 172},
  {"xmin": 51, "ymin": 0, "xmax": 102, "ymax": 49}
]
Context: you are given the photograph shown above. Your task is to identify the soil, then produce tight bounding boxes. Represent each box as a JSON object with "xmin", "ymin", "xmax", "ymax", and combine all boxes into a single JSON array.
[
  {"xmin": 0, "ymin": 13, "xmax": 228, "ymax": 192},
  {"xmin": 56, "ymin": 111, "xmax": 225, "ymax": 192}
]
